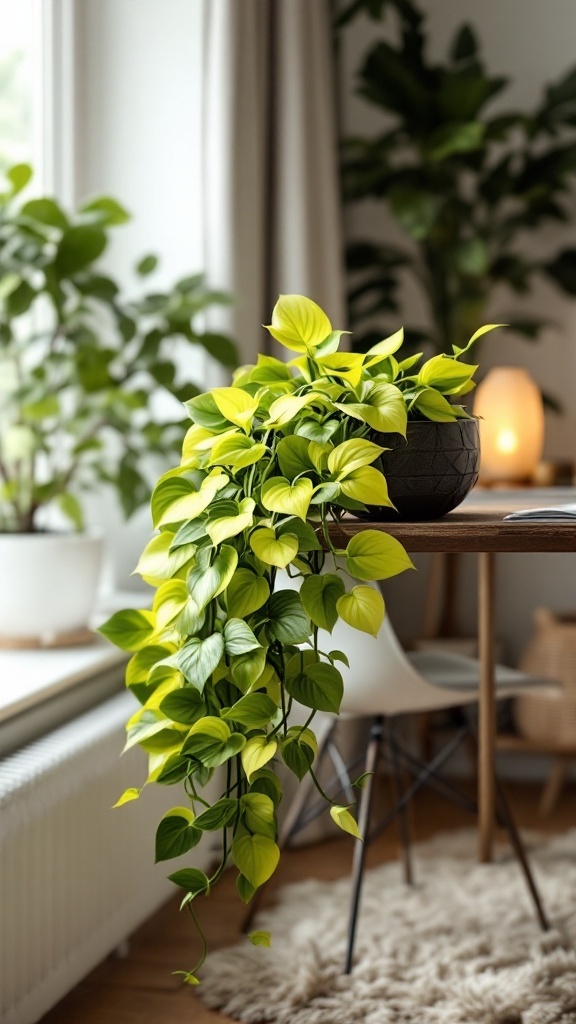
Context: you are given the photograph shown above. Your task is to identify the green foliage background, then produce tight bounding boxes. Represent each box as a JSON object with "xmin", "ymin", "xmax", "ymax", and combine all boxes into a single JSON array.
[
  {"xmin": 0, "ymin": 165, "xmax": 236, "ymax": 531},
  {"xmin": 339, "ymin": 0, "xmax": 576, "ymax": 384}
]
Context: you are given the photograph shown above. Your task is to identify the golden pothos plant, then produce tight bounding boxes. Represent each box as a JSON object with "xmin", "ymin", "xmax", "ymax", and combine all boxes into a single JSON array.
[{"xmin": 99, "ymin": 294, "xmax": 494, "ymax": 981}]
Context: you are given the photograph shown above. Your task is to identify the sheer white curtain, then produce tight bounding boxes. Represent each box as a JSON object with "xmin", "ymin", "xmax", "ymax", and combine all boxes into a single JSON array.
[{"xmin": 202, "ymin": 0, "xmax": 346, "ymax": 363}]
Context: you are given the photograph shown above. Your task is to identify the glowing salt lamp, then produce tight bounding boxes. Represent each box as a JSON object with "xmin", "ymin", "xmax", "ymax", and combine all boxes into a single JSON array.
[{"xmin": 474, "ymin": 367, "xmax": 544, "ymax": 483}]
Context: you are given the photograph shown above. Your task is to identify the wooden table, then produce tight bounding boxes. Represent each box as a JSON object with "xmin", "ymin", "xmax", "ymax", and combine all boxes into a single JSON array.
[{"xmin": 328, "ymin": 505, "xmax": 576, "ymax": 862}]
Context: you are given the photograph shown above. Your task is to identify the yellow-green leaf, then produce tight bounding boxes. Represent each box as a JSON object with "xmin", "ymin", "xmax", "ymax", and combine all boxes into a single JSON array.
[
  {"xmin": 133, "ymin": 530, "xmax": 195, "ymax": 585},
  {"xmin": 452, "ymin": 323, "xmax": 505, "ymax": 358},
  {"xmin": 241, "ymin": 735, "xmax": 278, "ymax": 781},
  {"xmin": 261, "ymin": 477, "xmax": 313, "ymax": 521},
  {"xmin": 345, "ymin": 530, "xmax": 414, "ymax": 581},
  {"xmin": 250, "ymin": 528, "xmax": 298, "ymax": 568},
  {"xmin": 365, "ymin": 327, "xmax": 404, "ymax": 361},
  {"xmin": 227, "ymin": 568, "xmax": 270, "ymax": 617},
  {"xmin": 113, "ymin": 787, "xmax": 141, "ymax": 808},
  {"xmin": 412, "ymin": 388, "xmax": 458, "ymax": 422},
  {"xmin": 206, "ymin": 497, "xmax": 255, "ymax": 545},
  {"xmin": 181, "ymin": 424, "xmax": 215, "ymax": 463},
  {"xmin": 208, "ymin": 433, "xmax": 268, "ymax": 469},
  {"xmin": 417, "ymin": 355, "xmax": 477, "ymax": 394},
  {"xmin": 340, "ymin": 466, "xmax": 393, "ymax": 507},
  {"xmin": 98, "ymin": 608, "xmax": 156, "ymax": 651},
  {"xmin": 248, "ymin": 930, "xmax": 271, "ymax": 947},
  {"xmin": 327, "ymin": 438, "xmax": 384, "ymax": 478},
  {"xmin": 330, "ymin": 804, "xmax": 363, "ymax": 840},
  {"xmin": 153, "ymin": 579, "xmax": 190, "ymax": 630},
  {"xmin": 232, "ymin": 833, "xmax": 280, "ymax": 887},
  {"xmin": 155, "ymin": 472, "xmax": 228, "ymax": 527},
  {"xmin": 264, "ymin": 392, "xmax": 318, "ymax": 427},
  {"xmin": 211, "ymin": 387, "xmax": 259, "ymax": 431},
  {"xmin": 316, "ymin": 351, "xmax": 365, "ymax": 387},
  {"xmin": 336, "ymin": 586, "xmax": 385, "ymax": 637},
  {"xmin": 265, "ymin": 294, "xmax": 332, "ymax": 353},
  {"xmin": 336, "ymin": 383, "xmax": 407, "ymax": 435}
]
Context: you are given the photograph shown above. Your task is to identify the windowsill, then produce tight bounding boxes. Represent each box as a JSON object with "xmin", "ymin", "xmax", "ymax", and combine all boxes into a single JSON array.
[
  {"xmin": 0, "ymin": 590, "xmax": 146, "ymax": 757},
  {"xmin": 0, "ymin": 639, "xmax": 126, "ymax": 724}
]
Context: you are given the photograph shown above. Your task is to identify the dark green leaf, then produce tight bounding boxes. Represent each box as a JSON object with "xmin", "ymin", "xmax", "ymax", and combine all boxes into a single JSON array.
[
  {"xmin": 168, "ymin": 867, "xmax": 210, "ymax": 895},
  {"xmin": 21, "ymin": 197, "xmax": 68, "ymax": 230},
  {"xmin": 285, "ymin": 658, "xmax": 344, "ymax": 713},
  {"xmin": 155, "ymin": 809, "xmax": 201, "ymax": 861},
  {"xmin": 80, "ymin": 195, "xmax": 130, "ymax": 225},
  {"xmin": 267, "ymin": 591, "xmax": 311, "ymax": 644},
  {"xmin": 55, "ymin": 225, "xmax": 107, "ymax": 276},
  {"xmin": 159, "ymin": 688, "xmax": 206, "ymax": 725},
  {"xmin": 300, "ymin": 573, "xmax": 345, "ymax": 632},
  {"xmin": 222, "ymin": 693, "xmax": 278, "ymax": 729},
  {"xmin": 136, "ymin": 254, "xmax": 159, "ymax": 275},
  {"xmin": 194, "ymin": 798, "xmax": 238, "ymax": 831}
]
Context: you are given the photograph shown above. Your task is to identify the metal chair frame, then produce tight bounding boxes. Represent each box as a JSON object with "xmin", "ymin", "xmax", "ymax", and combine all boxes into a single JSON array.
[{"xmin": 244, "ymin": 712, "xmax": 550, "ymax": 974}]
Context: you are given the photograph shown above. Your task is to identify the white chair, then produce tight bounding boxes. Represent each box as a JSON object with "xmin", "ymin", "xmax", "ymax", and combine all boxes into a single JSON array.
[{"xmin": 265, "ymin": 571, "xmax": 555, "ymax": 972}]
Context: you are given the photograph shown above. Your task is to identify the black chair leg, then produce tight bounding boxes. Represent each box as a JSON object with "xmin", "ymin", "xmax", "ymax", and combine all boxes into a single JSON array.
[
  {"xmin": 388, "ymin": 720, "xmax": 413, "ymax": 886},
  {"xmin": 344, "ymin": 715, "xmax": 383, "ymax": 974},
  {"xmin": 494, "ymin": 776, "xmax": 550, "ymax": 932},
  {"xmin": 467, "ymin": 722, "xmax": 550, "ymax": 932}
]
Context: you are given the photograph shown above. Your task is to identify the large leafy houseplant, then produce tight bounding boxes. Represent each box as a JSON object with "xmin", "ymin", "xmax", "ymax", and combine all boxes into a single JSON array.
[
  {"xmin": 0, "ymin": 163, "xmax": 236, "ymax": 533},
  {"xmin": 100, "ymin": 295, "xmax": 496, "ymax": 979},
  {"xmin": 339, "ymin": 0, "xmax": 576, "ymax": 386}
]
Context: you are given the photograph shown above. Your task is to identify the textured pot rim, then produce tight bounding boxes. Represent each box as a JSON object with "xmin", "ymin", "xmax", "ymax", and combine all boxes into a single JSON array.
[
  {"xmin": 405, "ymin": 415, "xmax": 479, "ymax": 431},
  {"xmin": 0, "ymin": 528, "xmax": 104, "ymax": 544}
]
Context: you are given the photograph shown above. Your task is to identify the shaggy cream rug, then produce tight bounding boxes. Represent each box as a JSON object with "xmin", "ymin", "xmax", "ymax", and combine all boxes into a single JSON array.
[{"xmin": 199, "ymin": 830, "xmax": 576, "ymax": 1024}]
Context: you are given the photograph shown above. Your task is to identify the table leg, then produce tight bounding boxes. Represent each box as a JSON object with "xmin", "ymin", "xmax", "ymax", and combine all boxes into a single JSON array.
[{"xmin": 478, "ymin": 551, "xmax": 496, "ymax": 863}]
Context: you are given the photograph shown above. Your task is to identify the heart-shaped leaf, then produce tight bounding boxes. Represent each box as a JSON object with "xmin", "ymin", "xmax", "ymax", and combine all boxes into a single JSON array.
[
  {"xmin": 285, "ymin": 655, "xmax": 343, "ymax": 713},
  {"xmin": 265, "ymin": 294, "xmax": 332, "ymax": 353},
  {"xmin": 176, "ymin": 633, "xmax": 224, "ymax": 690},
  {"xmin": 300, "ymin": 573, "xmax": 345, "ymax": 632},
  {"xmin": 183, "ymin": 716, "xmax": 246, "ymax": 767},
  {"xmin": 232, "ymin": 833, "xmax": 280, "ymax": 888},
  {"xmin": 261, "ymin": 476, "xmax": 313, "ymax": 521},
  {"xmin": 155, "ymin": 807, "xmax": 201, "ymax": 861},
  {"xmin": 241, "ymin": 736, "xmax": 278, "ymax": 781},
  {"xmin": 250, "ymin": 528, "xmax": 298, "ymax": 568},
  {"xmin": 337, "ymin": 586, "xmax": 385, "ymax": 637},
  {"xmin": 345, "ymin": 531, "xmax": 414, "ymax": 581},
  {"xmin": 224, "ymin": 618, "xmax": 261, "ymax": 656},
  {"xmin": 267, "ymin": 591, "xmax": 310, "ymax": 644},
  {"xmin": 227, "ymin": 568, "xmax": 270, "ymax": 617}
]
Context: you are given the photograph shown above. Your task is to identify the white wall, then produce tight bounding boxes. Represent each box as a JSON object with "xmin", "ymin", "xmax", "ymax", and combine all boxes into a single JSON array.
[
  {"xmin": 71, "ymin": 0, "xmax": 207, "ymax": 589},
  {"xmin": 340, "ymin": 0, "xmax": 576, "ymax": 661}
]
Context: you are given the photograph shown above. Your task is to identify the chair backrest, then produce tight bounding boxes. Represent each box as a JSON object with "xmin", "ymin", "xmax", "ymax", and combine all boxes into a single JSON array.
[{"xmin": 276, "ymin": 567, "xmax": 450, "ymax": 717}]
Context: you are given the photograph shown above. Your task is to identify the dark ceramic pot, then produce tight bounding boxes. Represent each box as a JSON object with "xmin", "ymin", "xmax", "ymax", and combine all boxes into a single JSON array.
[{"xmin": 367, "ymin": 418, "xmax": 480, "ymax": 521}]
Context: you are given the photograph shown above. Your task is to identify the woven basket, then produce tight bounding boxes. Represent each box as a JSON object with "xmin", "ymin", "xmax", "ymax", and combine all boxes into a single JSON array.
[{"xmin": 514, "ymin": 608, "xmax": 576, "ymax": 747}]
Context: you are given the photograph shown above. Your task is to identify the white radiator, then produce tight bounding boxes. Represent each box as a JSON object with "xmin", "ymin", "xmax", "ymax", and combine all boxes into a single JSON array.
[{"xmin": 0, "ymin": 691, "xmax": 206, "ymax": 1024}]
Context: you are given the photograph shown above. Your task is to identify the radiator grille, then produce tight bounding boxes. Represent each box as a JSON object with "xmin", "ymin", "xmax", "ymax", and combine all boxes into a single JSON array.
[{"xmin": 0, "ymin": 691, "xmax": 188, "ymax": 1024}]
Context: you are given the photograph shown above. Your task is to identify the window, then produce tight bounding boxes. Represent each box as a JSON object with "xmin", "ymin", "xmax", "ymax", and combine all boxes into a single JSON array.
[{"xmin": 0, "ymin": 0, "xmax": 43, "ymax": 177}]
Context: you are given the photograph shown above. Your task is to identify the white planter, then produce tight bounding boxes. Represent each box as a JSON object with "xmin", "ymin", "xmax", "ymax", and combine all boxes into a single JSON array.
[{"xmin": 0, "ymin": 531, "xmax": 104, "ymax": 644}]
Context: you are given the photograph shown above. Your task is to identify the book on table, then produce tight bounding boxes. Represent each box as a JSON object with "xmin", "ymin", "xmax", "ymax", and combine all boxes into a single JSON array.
[{"xmin": 504, "ymin": 504, "xmax": 576, "ymax": 522}]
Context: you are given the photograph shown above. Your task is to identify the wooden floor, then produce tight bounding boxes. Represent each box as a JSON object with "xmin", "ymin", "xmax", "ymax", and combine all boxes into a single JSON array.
[{"xmin": 41, "ymin": 780, "xmax": 576, "ymax": 1024}]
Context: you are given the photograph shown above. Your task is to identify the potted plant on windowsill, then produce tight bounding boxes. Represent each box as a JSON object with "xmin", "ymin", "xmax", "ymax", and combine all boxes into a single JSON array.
[
  {"xmin": 0, "ymin": 163, "xmax": 236, "ymax": 645},
  {"xmin": 98, "ymin": 293, "xmax": 431, "ymax": 982}
]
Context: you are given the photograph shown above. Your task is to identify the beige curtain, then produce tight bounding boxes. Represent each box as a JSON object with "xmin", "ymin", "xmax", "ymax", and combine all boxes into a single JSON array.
[
  {"xmin": 202, "ymin": 0, "xmax": 346, "ymax": 363},
  {"xmin": 202, "ymin": 2, "xmax": 362, "ymax": 837}
]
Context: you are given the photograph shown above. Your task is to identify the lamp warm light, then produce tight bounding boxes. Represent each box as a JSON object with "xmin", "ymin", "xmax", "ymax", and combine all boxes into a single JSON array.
[{"xmin": 474, "ymin": 367, "xmax": 544, "ymax": 483}]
